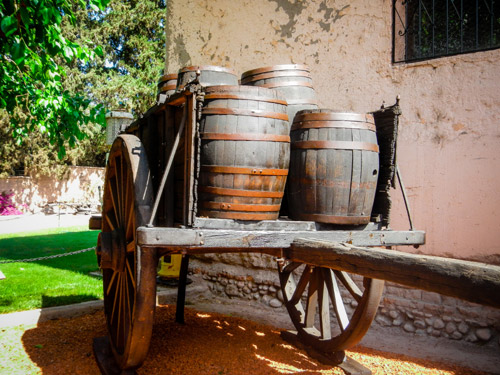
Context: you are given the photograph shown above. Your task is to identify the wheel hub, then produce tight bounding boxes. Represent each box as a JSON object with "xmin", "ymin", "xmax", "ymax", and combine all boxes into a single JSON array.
[{"xmin": 99, "ymin": 230, "xmax": 127, "ymax": 272}]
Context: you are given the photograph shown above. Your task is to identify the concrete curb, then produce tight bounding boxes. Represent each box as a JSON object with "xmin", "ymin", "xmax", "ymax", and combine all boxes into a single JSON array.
[
  {"xmin": 0, "ymin": 279, "xmax": 210, "ymax": 329},
  {"xmin": 0, "ymin": 300, "xmax": 104, "ymax": 328}
]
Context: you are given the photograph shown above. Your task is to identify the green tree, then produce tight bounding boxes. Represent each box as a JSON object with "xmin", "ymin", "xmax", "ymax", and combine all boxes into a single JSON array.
[
  {"xmin": 0, "ymin": 0, "xmax": 166, "ymax": 177},
  {"xmin": 0, "ymin": 110, "xmax": 107, "ymax": 178},
  {"xmin": 63, "ymin": 0, "xmax": 166, "ymax": 115},
  {"xmin": 0, "ymin": 0, "xmax": 109, "ymax": 157}
]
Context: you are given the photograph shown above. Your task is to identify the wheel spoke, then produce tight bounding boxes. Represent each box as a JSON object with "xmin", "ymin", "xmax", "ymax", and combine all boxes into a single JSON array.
[
  {"xmin": 109, "ymin": 176, "xmax": 121, "ymax": 227},
  {"xmin": 125, "ymin": 168, "xmax": 134, "ymax": 239},
  {"xmin": 125, "ymin": 260, "xmax": 132, "ymax": 325},
  {"xmin": 305, "ymin": 268, "xmax": 319, "ymax": 329},
  {"xmin": 318, "ymin": 269, "xmax": 331, "ymax": 339},
  {"xmin": 334, "ymin": 270, "xmax": 363, "ymax": 302},
  {"xmin": 283, "ymin": 261, "xmax": 302, "ymax": 274},
  {"xmin": 114, "ymin": 157, "xmax": 123, "ymax": 225},
  {"xmin": 325, "ymin": 269, "xmax": 349, "ymax": 331},
  {"xmin": 105, "ymin": 209, "xmax": 118, "ymax": 232},
  {"xmin": 111, "ymin": 272, "xmax": 122, "ymax": 326},
  {"xmin": 126, "ymin": 259, "xmax": 136, "ymax": 289},
  {"xmin": 117, "ymin": 273, "xmax": 124, "ymax": 346},
  {"xmin": 290, "ymin": 265, "xmax": 312, "ymax": 305},
  {"xmin": 120, "ymin": 156, "xmax": 125, "ymax": 219},
  {"xmin": 126, "ymin": 201, "xmax": 134, "ymax": 240},
  {"xmin": 106, "ymin": 271, "xmax": 118, "ymax": 296},
  {"xmin": 126, "ymin": 241, "xmax": 135, "ymax": 253},
  {"xmin": 282, "ymin": 263, "xmax": 306, "ymax": 325}
]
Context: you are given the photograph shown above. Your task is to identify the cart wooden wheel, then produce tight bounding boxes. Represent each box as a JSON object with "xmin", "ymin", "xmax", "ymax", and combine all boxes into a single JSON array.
[
  {"xmin": 98, "ymin": 134, "xmax": 157, "ymax": 371},
  {"xmin": 278, "ymin": 261, "xmax": 384, "ymax": 353}
]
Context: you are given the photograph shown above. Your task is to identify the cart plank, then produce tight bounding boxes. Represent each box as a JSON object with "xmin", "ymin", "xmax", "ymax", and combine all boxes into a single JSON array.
[{"xmin": 136, "ymin": 226, "xmax": 425, "ymax": 249}]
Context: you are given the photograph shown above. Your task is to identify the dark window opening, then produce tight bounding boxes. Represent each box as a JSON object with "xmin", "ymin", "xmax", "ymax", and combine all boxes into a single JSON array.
[{"xmin": 393, "ymin": 0, "xmax": 500, "ymax": 63}]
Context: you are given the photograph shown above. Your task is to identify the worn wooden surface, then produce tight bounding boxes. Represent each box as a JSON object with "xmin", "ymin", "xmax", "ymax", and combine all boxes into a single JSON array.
[
  {"xmin": 176, "ymin": 65, "xmax": 238, "ymax": 91},
  {"xmin": 289, "ymin": 238, "xmax": 500, "ymax": 308},
  {"xmin": 192, "ymin": 217, "xmax": 316, "ymax": 231},
  {"xmin": 99, "ymin": 135, "xmax": 157, "ymax": 370},
  {"xmin": 136, "ymin": 226, "xmax": 425, "ymax": 250},
  {"xmin": 157, "ymin": 73, "xmax": 177, "ymax": 97},
  {"xmin": 198, "ymin": 85, "xmax": 290, "ymax": 221},
  {"xmin": 288, "ymin": 110, "xmax": 379, "ymax": 225},
  {"xmin": 370, "ymin": 101, "xmax": 400, "ymax": 227},
  {"xmin": 241, "ymin": 64, "xmax": 319, "ymax": 122}
]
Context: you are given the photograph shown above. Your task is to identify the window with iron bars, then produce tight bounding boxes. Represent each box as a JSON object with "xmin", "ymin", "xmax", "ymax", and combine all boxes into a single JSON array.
[{"xmin": 393, "ymin": 0, "xmax": 500, "ymax": 63}]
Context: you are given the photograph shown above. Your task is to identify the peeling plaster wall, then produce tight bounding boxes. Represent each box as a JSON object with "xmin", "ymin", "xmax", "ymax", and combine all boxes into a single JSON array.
[{"xmin": 165, "ymin": 0, "xmax": 500, "ymax": 263}]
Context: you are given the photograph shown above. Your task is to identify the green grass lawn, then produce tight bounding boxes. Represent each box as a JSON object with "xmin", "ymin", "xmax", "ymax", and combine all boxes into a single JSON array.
[{"xmin": 0, "ymin": 226, "xmax": 103, "ymax": 314}]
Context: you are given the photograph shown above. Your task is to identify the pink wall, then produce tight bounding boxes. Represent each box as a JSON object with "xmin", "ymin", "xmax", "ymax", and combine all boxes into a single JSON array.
[
  {"xmin": 0, "ymin": 166, "xmax": 104, "ymax": 212},
  {"xmin": 164, "ymin": 0, "xmax": 500, "ymax": 262}
]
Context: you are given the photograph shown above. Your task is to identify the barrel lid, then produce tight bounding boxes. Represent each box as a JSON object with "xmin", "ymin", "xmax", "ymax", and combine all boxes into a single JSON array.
[
  {"xmin": 241, "ymin": 64, "xmax": 310, "ymax": 79},
  {"xmin": 294, "ymin": 109, "xmax": 374, "ymax": 124},
  {"xmin": 179, "ymin": 65, "xmax": 238, "ymax": 75}
]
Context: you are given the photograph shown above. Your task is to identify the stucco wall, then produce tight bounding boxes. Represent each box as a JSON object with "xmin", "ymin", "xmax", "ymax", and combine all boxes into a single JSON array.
[
  {"xmin": 0, "ymin": 166, "xmax": 104, "ymax": 212},
  {"xmin": 165, "ymin": 0, "xmax": 500, "ymax": 263}
]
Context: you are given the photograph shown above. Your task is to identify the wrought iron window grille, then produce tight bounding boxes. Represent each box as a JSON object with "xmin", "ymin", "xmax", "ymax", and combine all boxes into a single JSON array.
[{"xmin": 393, "ymin": 0, "xmax": 500, "ymax": 63}]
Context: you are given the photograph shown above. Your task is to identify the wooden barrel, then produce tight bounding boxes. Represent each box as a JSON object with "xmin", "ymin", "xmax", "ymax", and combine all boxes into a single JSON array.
[
  {"xmin": 157, "ymin": 73, "xmax": 178, "ymax": 97},
  {"xmin": 288, "ymin": 109, "xmax": 379, "ymax": 225},
  {"xmin": 240, "ymin": 64, "xmax": 319, "ymax": 123},
  {"xmin": 198, "ymin": 85, "xmax": 290, "ymax": 221},
  {"xmin": 177, "ymin": 65, "xmax": 238, "ymax": 90}
]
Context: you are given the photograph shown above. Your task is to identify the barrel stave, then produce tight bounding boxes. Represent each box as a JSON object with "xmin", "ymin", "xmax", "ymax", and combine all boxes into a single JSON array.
[
  {"xmin": 241, "ymin": 65, "xmax": 318, "ymax": 124},
  {"xmin": 198, "ymin": 86, "xmax": 289, "ymax": 220},
  {"xmin": 288, "ymin": 110, "xmax": 378, "ymax": 224}
]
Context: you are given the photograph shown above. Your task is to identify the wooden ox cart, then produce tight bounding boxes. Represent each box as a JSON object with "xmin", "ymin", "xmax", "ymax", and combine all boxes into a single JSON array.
[{"xmin": 89, "ymin": 73, "xmax": 499, "ymax": 375}]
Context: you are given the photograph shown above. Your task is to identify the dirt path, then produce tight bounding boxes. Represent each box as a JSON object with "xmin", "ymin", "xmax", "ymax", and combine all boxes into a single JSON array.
[{"xmin": 1, "ymin": 304, "xmax": 490, "ymax": 375}]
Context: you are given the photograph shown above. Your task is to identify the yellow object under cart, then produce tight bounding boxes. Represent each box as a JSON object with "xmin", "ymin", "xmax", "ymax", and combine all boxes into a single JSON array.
[{"xmin": 158, "ymin": 254, "xmax": 182, "ymax": 280}]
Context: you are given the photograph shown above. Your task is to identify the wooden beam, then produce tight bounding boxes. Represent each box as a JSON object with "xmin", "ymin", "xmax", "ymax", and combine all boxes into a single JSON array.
[
  {"xmin": 289, "ymin": 238, "xmax": 500, "ymax": 309},
  {"xmin": 136, "ymin": 227, "xmax": 425, "ymax": 249}
]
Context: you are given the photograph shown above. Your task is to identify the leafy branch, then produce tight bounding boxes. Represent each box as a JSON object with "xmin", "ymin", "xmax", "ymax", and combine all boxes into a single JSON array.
[{"xmin": 0, "ymin": 0, "xmax": 109, "ymax": 157}]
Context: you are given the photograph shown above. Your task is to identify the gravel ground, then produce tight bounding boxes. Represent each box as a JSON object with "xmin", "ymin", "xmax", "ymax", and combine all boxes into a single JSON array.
[{"xmin": 0, "ymin": 305, "xmax": 491, "ymax": 375}]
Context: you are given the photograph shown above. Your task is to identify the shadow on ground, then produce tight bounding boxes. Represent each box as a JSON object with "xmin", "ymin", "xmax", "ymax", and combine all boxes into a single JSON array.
[
  {"xmin": 41, "ymin": 295, "xmax": 99, "ymax": 309},
  {"xmin": 21, "ymin": 305, "xmax": 488, "ymax": 375}
]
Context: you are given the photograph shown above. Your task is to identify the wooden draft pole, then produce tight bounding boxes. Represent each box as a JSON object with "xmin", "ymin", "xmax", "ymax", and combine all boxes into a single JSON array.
[{"xmin": 289, "ymin": 238, "xmax": 500, "ymax": 309}]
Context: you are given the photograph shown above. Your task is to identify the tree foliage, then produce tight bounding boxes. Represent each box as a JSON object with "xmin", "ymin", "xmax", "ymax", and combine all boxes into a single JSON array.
[
  {"xmin": 0, "ymin": 0, "xmax": 109, "ymax": 157},
  {"xmin": 0, "ymin": 110, "xmax": 107, "ymax": 178},
  {"xmin": 64, "ymin": 0, "xmax": 166, "ymax": 115},
  {"xmin": 0, "ymin": 0, "xmax": 166, "ymax": 177}
]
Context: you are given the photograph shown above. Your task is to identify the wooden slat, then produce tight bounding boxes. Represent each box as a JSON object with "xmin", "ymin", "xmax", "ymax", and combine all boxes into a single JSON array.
[
  {"xmin": 136, "ymin": 227, "xmax": 425, "ymax": 249},
  {"xmin": 289, "ymin": 238, "xmax": 500, "ymax": 308},
  {"xmin": 183, "ymin": 94, "xmax": 196, "ymax": 226}
]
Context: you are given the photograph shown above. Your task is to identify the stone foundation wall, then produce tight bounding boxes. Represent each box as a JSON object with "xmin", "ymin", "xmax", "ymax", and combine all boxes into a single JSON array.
[
  {"xmin": 377, "ymin": 284, "xmax": 500, "ymax": 345},
  {"xmin": 189, "ymin": 254, "xmax": 500, "ymax": 349}
]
